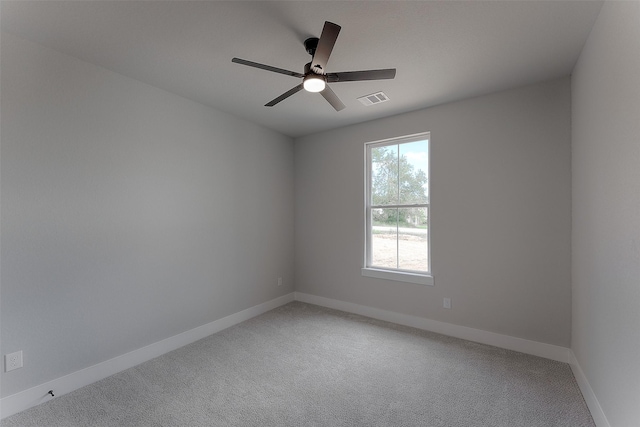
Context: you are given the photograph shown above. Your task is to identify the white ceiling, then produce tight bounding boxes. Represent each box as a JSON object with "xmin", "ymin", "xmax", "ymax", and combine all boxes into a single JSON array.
[{"xmin": 1, "ymin": 1, "xmax": 603, "ymax": 138}]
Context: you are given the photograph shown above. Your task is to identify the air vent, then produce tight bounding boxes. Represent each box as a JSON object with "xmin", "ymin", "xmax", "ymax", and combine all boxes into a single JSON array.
[{"xmin": 357, "ymin": 92, "xmax": 390, "ymax": 106}]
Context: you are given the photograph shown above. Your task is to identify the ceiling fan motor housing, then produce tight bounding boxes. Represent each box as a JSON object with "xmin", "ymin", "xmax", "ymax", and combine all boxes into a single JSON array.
[{"xmin": 303, "ymin": 62, "xmax": 322, "ymax": 76}]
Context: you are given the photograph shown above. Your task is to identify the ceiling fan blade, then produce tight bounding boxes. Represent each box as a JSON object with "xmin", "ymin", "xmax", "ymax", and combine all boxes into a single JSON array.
[
  {"xmin": 232, "ymin": 58, "xmax": 304, "ymax": 79},
  {"xmin": 326, "ymin": 69, "xmax": 396, "ymax": 83},
  {"xmin": 265, "ymin": 84, "xmax": 304, "ymax": 107},
  {"xmin": 320, "ymin": 85, "xmax": 345, "ymax": 111},
  {"xmin": 312, "ymin": 21, "xmax": 341, "ymax": 73}
]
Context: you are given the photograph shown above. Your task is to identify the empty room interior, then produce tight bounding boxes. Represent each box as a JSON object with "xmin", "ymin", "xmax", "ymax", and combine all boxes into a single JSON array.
[{"xmin": 1, "ymin": 1, "xmax": 638, "ymax": 426}]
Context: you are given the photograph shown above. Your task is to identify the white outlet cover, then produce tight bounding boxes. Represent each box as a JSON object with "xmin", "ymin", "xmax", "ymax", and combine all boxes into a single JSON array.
[
  {"xmin": 443, "ymin": 298, "xmax": 452, "ymax": 309},
  {"xmin": 5, "ymin": 350, "xmax": 23, "ymax": 372}
]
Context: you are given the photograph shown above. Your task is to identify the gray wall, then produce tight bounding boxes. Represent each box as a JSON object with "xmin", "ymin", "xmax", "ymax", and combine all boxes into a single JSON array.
[
  {"xmin": 571, "ymin": 2, "xmax": 640, "ymax": 426},
  {"xmin": 0, "ymin": 33, "xmax": 295, "ymax": 397},
  {"xmin": 295, "ymin": 78, "xmax": 572, "ymax": 347}
]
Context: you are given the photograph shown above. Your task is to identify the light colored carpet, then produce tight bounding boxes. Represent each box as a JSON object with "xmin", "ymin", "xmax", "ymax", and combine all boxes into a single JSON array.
[{"xmin": 3, "ymin": 301, "xmax": 594, "ymax": 426}]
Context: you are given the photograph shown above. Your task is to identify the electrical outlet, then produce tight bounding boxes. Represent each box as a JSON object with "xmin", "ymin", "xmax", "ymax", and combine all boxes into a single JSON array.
[
  {"xmin": 5, "ymin": 351, "xmax": 23, "ymax": 372},
  {"xmin": 443, "ymin": 298, "xmax": 451, "ymax": 309},
  {"xmin": 277, "ymin": 277, "xmax": 283, "ymax": 286}
]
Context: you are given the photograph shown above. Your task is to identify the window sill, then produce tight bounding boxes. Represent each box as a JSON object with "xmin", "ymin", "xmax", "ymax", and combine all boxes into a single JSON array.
[{"xmin": 361, "ymin": 268, "xmax": 434, "ymax": 286}]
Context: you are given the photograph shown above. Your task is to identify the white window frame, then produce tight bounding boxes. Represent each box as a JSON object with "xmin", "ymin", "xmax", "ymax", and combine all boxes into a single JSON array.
[{"xmin": 362, "ymin": 132, "xmax": 433, "ymax": 286}]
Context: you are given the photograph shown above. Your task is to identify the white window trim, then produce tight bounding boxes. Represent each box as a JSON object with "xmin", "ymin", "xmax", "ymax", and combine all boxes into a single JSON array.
[
  {"xmin": 361, "ymin": 267, "xmax": 434, "ymax": 286},
  {"xmin": 363, "ymin": 132, "xmax": 433, "ymax": 286}
]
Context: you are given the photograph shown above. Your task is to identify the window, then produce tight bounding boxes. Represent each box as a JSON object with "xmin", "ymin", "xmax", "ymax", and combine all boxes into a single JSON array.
[{"xmin": 362, "ymin": 132, "xmax": 433, "ymax": 285}]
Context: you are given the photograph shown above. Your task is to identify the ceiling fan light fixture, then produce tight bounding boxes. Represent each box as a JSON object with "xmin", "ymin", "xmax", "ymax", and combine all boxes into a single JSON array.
[{"xmin": 303, "ymin": 74, "xmax": 326, "ymax": 92}]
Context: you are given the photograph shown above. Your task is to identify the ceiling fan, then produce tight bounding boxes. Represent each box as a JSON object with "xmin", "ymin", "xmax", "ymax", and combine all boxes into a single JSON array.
[{"xmin": 232, "ymin": 21, "xmax": 396, "ymax": 111}]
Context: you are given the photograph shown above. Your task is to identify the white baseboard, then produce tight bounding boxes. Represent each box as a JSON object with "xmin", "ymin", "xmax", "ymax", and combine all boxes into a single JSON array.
[
  {"xmin": 294, "ymin": 292, "xmax": 571, "ymax": 363},
  {"xmin": 0, "ymin": 292, "xmax": 295, "ymax": 420},
  {"xmin": 569, "ymin": 351, "xmax": 611, "ymax": 427}
]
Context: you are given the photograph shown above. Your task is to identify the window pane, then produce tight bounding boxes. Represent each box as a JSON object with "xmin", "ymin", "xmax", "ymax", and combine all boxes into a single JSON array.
[
  {"xmin": 398, "ymin": 207, "xmax": 428, "ymax": 271},
  {"xmin": 371, "ymin": 208, "xmax": 398, "ymax": 269},
  {"xmin": 398, "ymin": 139, "xmax": 429, "ymax": 205},
  {"xmin": 365, "ymin": 133, "xmax": 430, "ymax": 277},
  {"xmin": 371, "ymin": 145, "xmax": 398, "ymax": 206}
]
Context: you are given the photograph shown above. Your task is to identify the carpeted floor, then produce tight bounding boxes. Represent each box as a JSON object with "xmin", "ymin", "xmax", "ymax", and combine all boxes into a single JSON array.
[{"xmin": 2, "ymin": 302, "xmax": 595, "ymax": 426}]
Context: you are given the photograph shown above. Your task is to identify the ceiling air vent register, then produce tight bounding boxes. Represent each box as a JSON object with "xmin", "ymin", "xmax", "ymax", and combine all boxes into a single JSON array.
[{"xmin": 358, "ymin": 92, "xmax": 389, "ymax": 106}]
